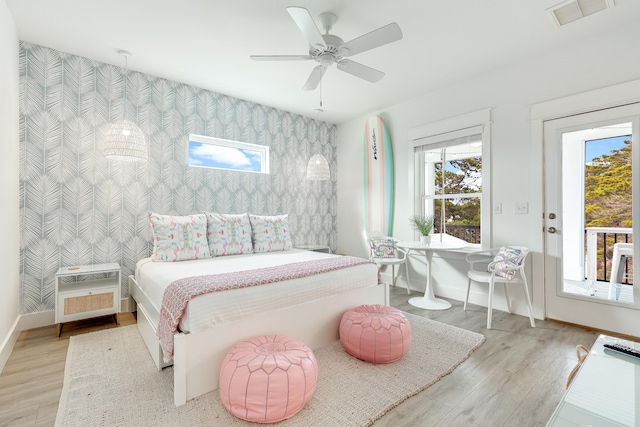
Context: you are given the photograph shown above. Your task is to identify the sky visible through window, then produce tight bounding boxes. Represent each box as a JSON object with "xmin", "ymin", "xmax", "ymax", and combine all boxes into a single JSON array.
[
  {"xmin": 585, "ymin": 135, "xmax": 629, "ymax": 164},
  {"xmin": 189, "ymin": 141, "xmax": 262, "ymax": 172}
]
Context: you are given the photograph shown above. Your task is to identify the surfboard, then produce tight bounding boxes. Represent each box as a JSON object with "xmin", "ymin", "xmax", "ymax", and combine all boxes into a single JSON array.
[{"xmin": 364, "ymin": 116, "xmax": 394, "ymax": 236}]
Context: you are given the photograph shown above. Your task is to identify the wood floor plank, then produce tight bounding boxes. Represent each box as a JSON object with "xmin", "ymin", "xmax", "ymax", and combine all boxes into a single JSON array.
[
  {"xmin": 0, "ymin": 293, "xmax": 602, "ymax": 426},
  {"xmin": 376, "ymin": 287, "xmax": 598, "ymax": 426},
  {"xmin": 0, "ymin": 313, "xmax": 136, "ymax": 427}
]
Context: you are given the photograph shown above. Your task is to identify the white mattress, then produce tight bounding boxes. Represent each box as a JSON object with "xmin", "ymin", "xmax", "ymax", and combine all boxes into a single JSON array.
[{"xmin": 135, "ymin": 249, "xmax": 378, "ymax": 333}]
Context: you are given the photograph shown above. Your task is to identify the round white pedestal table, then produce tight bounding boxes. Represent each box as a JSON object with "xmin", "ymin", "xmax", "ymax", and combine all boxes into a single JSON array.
[{"xmin": 396, "ymin": 240, "xmax": 466, "ymax": 310}]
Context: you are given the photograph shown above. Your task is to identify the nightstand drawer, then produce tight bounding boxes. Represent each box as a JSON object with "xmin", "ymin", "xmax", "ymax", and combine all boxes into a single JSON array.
[{"xmin": 57, "ymin": 286, "xmax": 119, "ymax": 323}]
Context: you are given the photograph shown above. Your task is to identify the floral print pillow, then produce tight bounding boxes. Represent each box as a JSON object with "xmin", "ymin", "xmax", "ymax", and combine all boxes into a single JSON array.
[
  {"xmin": 148, "ymin": 213, "xmax": 211, "ymax": 262},
  {"xmin": 205, "ymin": 212, "xmax": 253, "ymax": 256},
  {"xmin": 369, "ymin": 238, "xmax": 396, "ymax": 258},
  {"xmin": 491, "ymin": 246, "xmax": 523, "ymax": 279},
  {"xmin": 249, "ymin": 214, "xmax": 293, "ymax": 253}
]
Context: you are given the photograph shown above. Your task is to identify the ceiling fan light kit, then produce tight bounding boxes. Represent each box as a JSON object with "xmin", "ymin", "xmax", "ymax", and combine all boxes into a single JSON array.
[{"xmin": 250, "ymin": 6, "xmax": 403, "ymax": 91}]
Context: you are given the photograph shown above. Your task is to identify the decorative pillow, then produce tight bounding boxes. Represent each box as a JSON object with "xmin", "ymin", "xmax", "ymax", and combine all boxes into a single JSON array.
[
  {"xmin": 369, "ymin": 238, "xmax": 396, "ymax": 258},
  {"xmin": 148, "ymin": 213, "xmax": 211, "ymax": 262},
  {"xmin": 249, "ymin": 214, "xmax": 293, "ymax": 253},
  {"xmin": 205, "ymin": 212, "xmax": 253, "ymax": 256},
  {"xmin": 491, "ymin": 246, "xmax": 523, "ymax": 280}
]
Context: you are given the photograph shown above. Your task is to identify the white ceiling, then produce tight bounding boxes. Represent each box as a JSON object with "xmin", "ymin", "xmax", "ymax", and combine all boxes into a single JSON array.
[{"xmin": 6, "ymin": 0, "xmax": 640, "ymax": 124}]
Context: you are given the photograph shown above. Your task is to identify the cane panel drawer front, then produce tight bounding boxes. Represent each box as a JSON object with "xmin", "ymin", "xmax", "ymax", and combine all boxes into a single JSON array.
[{"xmin": 55, "ymin": 264, "xmax": 121, "ymax": 324}]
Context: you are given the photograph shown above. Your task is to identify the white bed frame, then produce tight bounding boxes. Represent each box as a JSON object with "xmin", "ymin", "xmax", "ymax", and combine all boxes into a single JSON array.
[{"xmin": 128, "ymin": 275, "xmax": 388, "ymax": 406}]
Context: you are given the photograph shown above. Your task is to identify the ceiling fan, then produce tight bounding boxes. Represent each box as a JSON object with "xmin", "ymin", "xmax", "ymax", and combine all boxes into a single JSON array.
[{"xmin": 250, "ymin": 7, "xmax": 403, "ymax": 91}]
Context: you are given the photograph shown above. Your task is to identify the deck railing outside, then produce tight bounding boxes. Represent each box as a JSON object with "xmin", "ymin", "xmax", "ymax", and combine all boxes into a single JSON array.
[
  {"xmin": 585, "ymin": 227, "xmax": 633, "ymax": 284},
  {"xmin": 443, "ymin": 224, "xmax": 481, "ymax": 244}
]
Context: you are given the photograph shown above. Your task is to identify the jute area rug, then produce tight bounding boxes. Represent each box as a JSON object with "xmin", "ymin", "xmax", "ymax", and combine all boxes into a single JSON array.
[{"xmin": 55, "ymin": 313, "xmax": 484, "ymax": 427}]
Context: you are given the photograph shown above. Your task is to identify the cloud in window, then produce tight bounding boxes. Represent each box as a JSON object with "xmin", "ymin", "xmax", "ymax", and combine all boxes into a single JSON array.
[{"xmin": 190, "ymin": 143, "xmax": 252, "ymax": 168}]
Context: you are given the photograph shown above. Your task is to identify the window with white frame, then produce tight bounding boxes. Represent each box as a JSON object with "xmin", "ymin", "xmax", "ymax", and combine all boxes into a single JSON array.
[
  {"xmin": 410, "ymin": 109, "xmax": 491, "ymax": 246},
  {"xmin": 188, "ymin": 134, "xmax": 269, "ymax": 174}
]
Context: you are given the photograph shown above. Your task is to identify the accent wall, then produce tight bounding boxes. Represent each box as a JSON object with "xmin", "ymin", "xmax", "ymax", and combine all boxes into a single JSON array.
[{"xmin": 19, "ymin": 42, "xmax": 336, "ymax": 315}]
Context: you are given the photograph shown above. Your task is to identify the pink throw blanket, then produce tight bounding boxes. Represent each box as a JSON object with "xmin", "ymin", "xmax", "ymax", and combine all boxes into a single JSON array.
[{"xmin": 157, "ymin": 256, "xmax": 372, "ymax": 362}]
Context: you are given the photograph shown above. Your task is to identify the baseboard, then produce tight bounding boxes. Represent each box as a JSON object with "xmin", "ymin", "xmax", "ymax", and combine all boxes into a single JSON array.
[
  {"xmin": 389, "ymin": 271, "xmax": 541, "ymax": 321},
  {"xmin": 121, "ymin": 297, "xmax": 132, "ymax": 313},
  {"xmin": 0, "ymin": 316, "xmax": 20, "ymax": 374},
  {"xmin": 13, "ymin": 300, "xmax": 132, "ymax": 332},
  {"xmin": 18, "ymin": 310, "xmax": 55, "ymax": 330}
]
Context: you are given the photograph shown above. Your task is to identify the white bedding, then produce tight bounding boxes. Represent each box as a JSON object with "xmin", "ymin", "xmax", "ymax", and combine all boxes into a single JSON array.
[{"xmin": 135, "ymin": 249, "xmax": 378, "ymax": 333}]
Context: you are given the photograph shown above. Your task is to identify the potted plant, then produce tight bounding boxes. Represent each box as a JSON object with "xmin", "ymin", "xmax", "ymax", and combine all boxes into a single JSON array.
[{"xmin": 409, "ymin": 214, "xmax": 434, "ymax": 245}]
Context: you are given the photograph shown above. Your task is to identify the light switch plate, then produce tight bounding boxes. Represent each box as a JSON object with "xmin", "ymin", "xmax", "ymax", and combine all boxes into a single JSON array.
[
  {"xmin": 493, "ymin": 202, "xmax": 502, "ymax": 214},
  {"xmin": 515, "ymin": 202, "xmax": 528, "ymax": 214}
]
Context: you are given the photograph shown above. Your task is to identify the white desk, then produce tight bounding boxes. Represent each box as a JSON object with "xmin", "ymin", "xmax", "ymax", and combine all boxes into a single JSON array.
[
  {"xmin": 547, "ymin": 334, "xmax": 640, "ymax": 427},
  {"xmin": 397, "ymin": 240, "xmax": 466, "ymax": 310}
]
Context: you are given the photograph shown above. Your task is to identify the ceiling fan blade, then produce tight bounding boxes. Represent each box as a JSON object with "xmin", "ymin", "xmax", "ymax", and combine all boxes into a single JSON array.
[
  {"xmin": 250, "ymin": 55, "xmax": 312, "ymax": 61},
  {"xmin": 339, "ymin": 23, "xmax": 403, "ymax": 57},
  {"xmin": 286, "ymin": 7, "xmax": 327, "ymax": 50},
  {"xmin": 302, "ymin": 65, "xmax": 327, "ymax": 91},
  {"xmin": 336, "ymin": 59, "xmax": 385, "ymax": 83}
]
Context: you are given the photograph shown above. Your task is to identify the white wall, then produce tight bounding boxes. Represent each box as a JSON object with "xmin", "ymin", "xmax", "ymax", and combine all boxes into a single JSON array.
[
  {"xmin": 0, "ymin": 0, "xmax": 21, "ymax": 372},
  {"xmin": 337, "ymin": 23, "xmax": 640, "ymax": 317}
]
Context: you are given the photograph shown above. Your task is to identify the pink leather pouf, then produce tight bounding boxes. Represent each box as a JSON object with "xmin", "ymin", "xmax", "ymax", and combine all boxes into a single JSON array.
[
  {"xmin": 219, "ymin": 335, "xmax": 318, "ymax": 423},
  {"xmin": 339, "ymin": 304, "xmax": 412, "ymax": 363}
]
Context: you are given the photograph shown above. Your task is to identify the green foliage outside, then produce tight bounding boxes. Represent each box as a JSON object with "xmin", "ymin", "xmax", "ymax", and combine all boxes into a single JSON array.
[
  {"xmin": 584, "ymin": 139, "xmax": 632, "ymax": 283},
  {"xmin": 432, "ymin": 157, "xmax": 482, "ymax": 243},
  {"xmin": 585, "ymin": 140, "xmax": 632, "ymax": 228}
]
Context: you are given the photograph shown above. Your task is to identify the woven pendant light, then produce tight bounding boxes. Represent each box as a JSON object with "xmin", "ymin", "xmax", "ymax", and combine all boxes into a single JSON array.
[
  {"xmin": 104, "ymin": 50, "xmax": 148, "ymax": 162},
  {"xmin": 103, "ymin": 119, "xmax": 148, "ymax": 161},
  {"xmin": 306, "ymin": 82, "xmax": 329, "ymax": 180},
  {"xmin": 306, "ymin": 154, "xmax": 330, "ymax": 180}
]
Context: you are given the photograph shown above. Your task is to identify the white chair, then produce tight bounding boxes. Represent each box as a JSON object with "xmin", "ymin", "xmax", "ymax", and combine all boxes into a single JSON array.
[
  {"xmin": 609, "ymin": 242, "xmax": 632, "ymax": 300},
  {"xmin": 464, "ymin": 246, "xmax": 535, "ymax": 329},
  {"xmin": 367, "ymin": 232, "xmax": 411, "ymax": 294}
]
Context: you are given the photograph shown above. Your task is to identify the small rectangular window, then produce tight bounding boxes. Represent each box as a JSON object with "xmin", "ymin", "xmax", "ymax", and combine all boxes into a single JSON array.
[{"xmin": 188, "ymin": 134, "xmax": 269, "ymax": 174}]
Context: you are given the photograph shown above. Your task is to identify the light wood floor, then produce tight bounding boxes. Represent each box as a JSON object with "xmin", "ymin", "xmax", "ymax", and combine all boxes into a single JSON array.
[
  {"xmin": 0, "ymin": 289, "xmax": 599, "ymax": 427},
  {"xmin": 0, "ymin": 313, "xmax": 136, "ymax": 427}
]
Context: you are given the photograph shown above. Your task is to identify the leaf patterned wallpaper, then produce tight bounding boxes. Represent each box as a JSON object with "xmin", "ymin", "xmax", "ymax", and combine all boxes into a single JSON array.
[{"xmin": 19, "ymin": 42, "xmax": 337, "ymax": 315}]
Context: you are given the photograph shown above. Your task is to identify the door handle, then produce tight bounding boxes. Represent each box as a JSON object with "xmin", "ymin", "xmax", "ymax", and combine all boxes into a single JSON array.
[{"xmin": 548, "ymin": 227, "xmax": 557, "ymax": 234}]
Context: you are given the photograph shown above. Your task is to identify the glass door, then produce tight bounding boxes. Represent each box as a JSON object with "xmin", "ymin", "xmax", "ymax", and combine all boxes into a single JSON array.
[{"xmin": 544, "ymin": 104, "xmax": 640, "ymax": 336}]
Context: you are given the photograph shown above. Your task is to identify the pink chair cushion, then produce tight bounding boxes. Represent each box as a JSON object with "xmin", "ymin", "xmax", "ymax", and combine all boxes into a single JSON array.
[
  {"xmin": 339, "ymin": 304, "xmax": 412, "ymax": 363},
  {"xmin": 219, "ymin": 335, "xmax": 318, "ymax": 423}
]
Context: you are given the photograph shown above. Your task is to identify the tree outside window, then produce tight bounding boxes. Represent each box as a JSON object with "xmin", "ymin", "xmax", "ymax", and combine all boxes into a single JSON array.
[{"xmin": 421, "ymin": 141, "xmax": 482, "ymax": 244}]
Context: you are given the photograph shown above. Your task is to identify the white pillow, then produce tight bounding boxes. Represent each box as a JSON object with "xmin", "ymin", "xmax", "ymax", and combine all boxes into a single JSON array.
[
  {"xmin": 249, "ymin": 214, "xmax": 293, "ymax": 253},
  {"xmin": 148, "ymin": 212, "xmax": 211, "ymax": 262},
  {"xmin": 205, "ymin": 212, "xmax": 253, "ymax": 256}
]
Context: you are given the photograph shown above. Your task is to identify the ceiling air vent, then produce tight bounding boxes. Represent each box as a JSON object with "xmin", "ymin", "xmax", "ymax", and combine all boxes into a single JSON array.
[{"xmin": 547, "ymin": 0, "xmax": 615, "ymax": 27}]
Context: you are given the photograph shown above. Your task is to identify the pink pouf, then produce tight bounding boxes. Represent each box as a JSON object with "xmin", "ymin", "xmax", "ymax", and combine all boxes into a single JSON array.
[
  {"xmin": 339, "ymin": 304, "xmax": 412, "ymax": 363},
  {"xmin": 219, "ymin": 334, "xmax": 318, "ymax": 423}
]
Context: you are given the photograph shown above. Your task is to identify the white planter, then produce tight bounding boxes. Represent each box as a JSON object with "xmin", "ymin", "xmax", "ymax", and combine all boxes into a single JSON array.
[{"xmin": 420, "ymin": 235, "xmax": 431, "ymax": 246}]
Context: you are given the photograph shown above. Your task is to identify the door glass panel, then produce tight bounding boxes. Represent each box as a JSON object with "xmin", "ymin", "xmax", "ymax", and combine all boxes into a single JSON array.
[{"xmin": 561, "ymin": 122, "xmax": 634, "ymax": 305}]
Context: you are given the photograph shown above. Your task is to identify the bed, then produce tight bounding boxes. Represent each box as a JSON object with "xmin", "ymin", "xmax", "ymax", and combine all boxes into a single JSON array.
[{"xmin": 128, "ymin": 248, "xmax": 387, "ymax": 406}]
